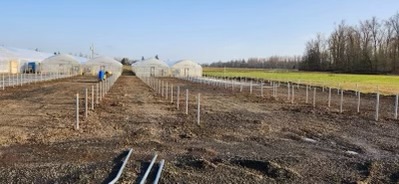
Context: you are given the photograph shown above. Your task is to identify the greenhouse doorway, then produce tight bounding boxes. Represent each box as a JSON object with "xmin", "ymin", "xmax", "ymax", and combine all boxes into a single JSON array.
[
  {"xmin": 184, "ymin": 68, "xmax": 189, "ymax": 77},
  {"xmin": 150, "ymin": 67, "xmax": 155, "ymax": 76}
]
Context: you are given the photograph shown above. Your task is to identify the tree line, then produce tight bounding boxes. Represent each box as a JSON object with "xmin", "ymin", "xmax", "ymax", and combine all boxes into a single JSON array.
[
  {"xmin": 301, "ymin": 12, "xmax": 399, "ymax": 73},
  {"xmin": 205, "ymin": 56, "xmax": 301, "ymax": 69}
]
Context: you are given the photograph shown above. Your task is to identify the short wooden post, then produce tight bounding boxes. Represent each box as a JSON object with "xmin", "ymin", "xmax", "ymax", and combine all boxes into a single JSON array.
[
  {"xmin": 287, "ymin": 82, "xmax": 290, "ymax": 101},
  {"xmin": 170, "ymin": 85, "xmax": 174, "ymax": 103},
  {"xmin": 185, "ymin": 89, "xmax": 189, "ymax": 114},
  {"xmin": 240, "ymin": 82, "xmax": 243, "ymax": 92},
  {"xmin": 313, "ymin": 88, "xmax": 316, "ymax": 107},
  {"xmin": 161, "ymin": 81, "xmax": 164, "ymax": 97},
  {"xmin": 2, "ymin": 74, "xmax": 4, "ymax": 90},
  {"xmin": 76, "ymin": 93, "xmax": 79, "ymax": 130},
  {"xmin": 340, "ymin": 89, "xmax": 343, "ymax": 113},
  {"xmin": 250, "ymin": 81, "xmax": 253, "ymax": 94},
  {"xmin": 165, "ymin": 82, "xmax": 169, "ymax": 100},
  {"xmin": 96, "ymin": 83, "xmax": 99, "ymax": 104},
  {"xmin": 197, "ymin": 93, "xmax": 201, "ymax": 125},
  {"xmin": 260, "ymin": 82, "xmax": 264, "ymax": 97},
  {"xmin": 91, "ymin": 85, "xmax": 94, "ymax": 110},
  {"xmin": 328, "ymin": 87, "xmax": 331, "ymax": 107},
  {"xmin": 357, "ymin": 91, "xmax": 361, "ymax": 113},
  {"xmin": 375, "ymin": 89, "xmax": 380, "ymax": 121},
  {"xmin": 291, "ymin": 85, "xmax": 294, "ymax": 104},
  {"xmin": 395, "ymin": 94, "xmax": 398, "ymax": 120},
  {"xmin": 305, "ymin": 85, "xmax": 309, "ymax": 104},
  {"xmin": 85, "ymin": 88, "xmax": 88, "ymax": 118},
  {"xmin": 177, "ymin": 86, "xmax": 180, "ymax": 109},
  {"xmin": 99, "ymin": 81, "xmax": 102, "ymax": 101}
]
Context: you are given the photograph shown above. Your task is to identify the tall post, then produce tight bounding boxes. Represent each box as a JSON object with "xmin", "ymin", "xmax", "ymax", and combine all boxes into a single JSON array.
[
  {"xmin": 99, "ymin": 81, "xmax": 102, "ymax": 101},
  {"xmin": 340, "ymin": 89, "xmax": 343, "ymax": 113},
  {"xmin": 91, "ymin": 85, "xmax": 94, "ymax": 110},
  {"xmin": 250, "ymin": 81, "xmax": 253, "ymax": 94},
  {"xmin": 260, "ymin": 82, "xmax": 264, "ymax": 97},
  {"xmin": 2, "ymin": 74, "xmax": 4, "ymax": 90},
  {"xmin": 85, "ymin": 88, "xmax": 88, "ymax": 118},
  {"xmin": 177, "ymin": 86, "xmax": 180, "ymax": 109},
  {"xmin": 305, "ymin": 85, "xmax": 309, "ymax": 104},
  {"xmin": 287, "ymin": 82, "xmax": 290, "ymax": 101},
  {"xmin": 357, "ymin": 91, "xmax": 361, "ymax": 113},
  {"xmin": 328, "ymin": 87, "xmax": 331, "ymax": 107},
  {"xmin": 291, "ymin": 85, "xmax": 294, "ymax": 104},
  {"xmin": 96, "ymin": 83, "xmax": 99, "ymax": 104},
  {"xmin": 313, "ymin": 88, "xmax": 316, "ymax": 107},
  {"xmin": 375, "ymin": 89, "xmax": 380, "ymax": 121},
  {"xmin": 170, "ymin": 85, "xmax": 174, "ymax": 103},
  {"xmin": 76, "ymin": 93, "xmax": 79, "ymax": 130},
  {"xmin": 161, "ymin": 81, "xmax": 164, "ymax": 97},
  {"xmin": 275, "ymin": 82, "xmax": 278, "ymax": 97},
  {"xmin": 197, "ymin": 93, "xmax": 201, "ymax": 125},
  {"xmin": 395, "ymin": 94, "xmax": 398, "ymax": 120},
  {"xmin": 165, "ymin": 82, "xmax": 168, "ymax": 100},
  {"xmin": 185, "ymin": 89, "xmax": 189, "ymax": 114}
]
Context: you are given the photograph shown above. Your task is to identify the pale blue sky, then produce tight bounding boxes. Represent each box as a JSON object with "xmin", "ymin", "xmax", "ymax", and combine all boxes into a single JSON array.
[{"xmin": 0, "ymin": 0, "xmax": 398, "ymax": 63}]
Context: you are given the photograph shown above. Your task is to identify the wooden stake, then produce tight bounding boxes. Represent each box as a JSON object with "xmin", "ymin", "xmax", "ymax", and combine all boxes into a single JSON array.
[
  {"xmin": 306, "ymin": 85, "xmax": 309, "ymax": 104},
  {"xmin": 357, "ymin": 91, "xmax": 361, "ymax": 113},
  {"xmin": 170, "ymin": 85, "xmax": 174, "ymax": 103},
  {"xmin": 185, "ymin": 89, "xmax": 189, "ymax": 114},
  {"xmin": 76, "ymin": 93, "xmax": 79, "ymax": 130},
  {"xmin": 96, "ymin": 83, "xmax": 99, "ymax": 104},
  {"xmin": 177, "ymin": 86, "xmax": 180, "ymax": 109},
  {"xmin": 291, "ymin": 85, "xmax": 295, "ymax": 104},
  {"xmin": 165, "ymin": 82, "xmax": 168, "ymax": 100},
  {"xmin": 250, "ymin": 81, "xmax": 253, "ymax": 94},
  {"xmin": 260, "ymin": 82, "xmax": 264, "ymax": 97},
  {"xmin": 375, "ymin": 88, "xmax": 380, "ymax": 121},
  {"xmin": 395, "ymin": 94, "xmax": 398, "ymax": 120},
  {"xmin": 313, "ymin": 88, "xmax": 316, "ymax": 107},
  {"xmin": 328, "ymin": 87, "xmax": 331, "ymax": 107},
  {"xmin": 91, "ymin": 85, "xmax": 94, "ymax": 110},
  {"xmin": 340, "ymin": 89, "xmax": 343, "ymax": 113},
  {"xmin": 197, "ymin": 93, "xmax": 201, "ymax": 125},
  {"xmin": 85, "ymin": 88, "xmax": 88, "ymax": 118}
]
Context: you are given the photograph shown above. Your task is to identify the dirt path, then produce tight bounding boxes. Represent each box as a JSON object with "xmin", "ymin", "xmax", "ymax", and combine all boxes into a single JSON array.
[{"xmin": 1, "ymin": 73, "xmax": 399, "ymax": 183}]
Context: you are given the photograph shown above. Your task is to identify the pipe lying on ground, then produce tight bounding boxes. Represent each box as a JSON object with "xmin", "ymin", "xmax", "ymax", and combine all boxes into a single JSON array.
[
  {"xmin": 108, "ymin": 148, "xmax": 134, "ymax": 184},
  {"xmin": 153, "ymin": 159, "xmax": 165, "ymax": 184},
  {"xmin": 139, "ymin": 154, "xmax": 158, "ymax": 184}
]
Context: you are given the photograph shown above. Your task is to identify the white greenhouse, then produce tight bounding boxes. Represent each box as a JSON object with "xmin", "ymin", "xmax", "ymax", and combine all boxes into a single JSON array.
[
  {"xmin": 85, "ymin": 56, "xmax": 123, "ymax": 76},
  {"xmin": 41, "ymin": 54, "xmax": 82, "ymax": 74},
  {"xmin": 0, "ymin": 46, "xmax": 52, "ymax": 73},
  {"xmin": 171, "ymin": 59, "xmax": 202, "ymax": 77},
  {"xmin": 132, "ymin": 58, "xmax": 170, "ymax": 77}
]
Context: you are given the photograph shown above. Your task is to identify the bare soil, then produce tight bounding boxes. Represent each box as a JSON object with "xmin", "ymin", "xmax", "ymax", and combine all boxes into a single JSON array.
[{"xmin": 1, "ymin": 71, "xmax": 399, "ymax": 183}]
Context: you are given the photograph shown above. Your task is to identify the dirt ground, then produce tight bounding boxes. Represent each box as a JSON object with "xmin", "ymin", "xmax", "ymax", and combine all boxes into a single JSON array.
[{"xmin": 1, "ymin": 70, "xmax": 399, "ymax": 183}]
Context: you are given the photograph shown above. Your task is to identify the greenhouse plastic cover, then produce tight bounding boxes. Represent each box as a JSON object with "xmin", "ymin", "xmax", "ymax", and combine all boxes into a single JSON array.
[
  {"xmin": 0, "ymin": 46, "xmax": 52, "ymax": 62},
  {"xmin": 0, "ymin": 46, "xmax": 88, "ymax": 63}
]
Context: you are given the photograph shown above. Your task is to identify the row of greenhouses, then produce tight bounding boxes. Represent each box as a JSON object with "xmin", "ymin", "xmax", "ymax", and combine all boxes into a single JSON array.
[
  {"xmin": 0, "ymin": 46, "xmax": 122, "ymax": 76},
  {"xmin": 132, "ymin": 58, "xmax": 202, "ymax": 77}
]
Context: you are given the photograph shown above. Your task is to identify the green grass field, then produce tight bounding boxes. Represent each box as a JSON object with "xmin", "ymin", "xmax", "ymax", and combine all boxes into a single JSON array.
[{"xmin": 203, "ymin": 67, "xmax": 399, "ymax": 95}]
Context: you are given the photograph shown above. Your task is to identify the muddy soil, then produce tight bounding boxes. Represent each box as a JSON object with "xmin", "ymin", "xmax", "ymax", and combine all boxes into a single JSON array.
[{"xmin": 0, "ymin": 72, "xmax": 399, "ymax": 183}]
